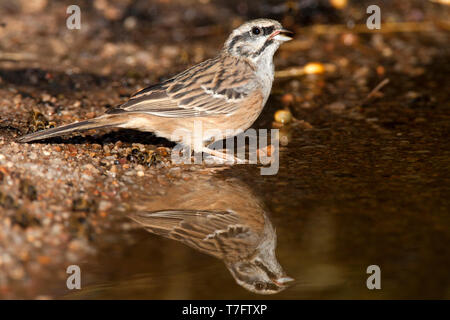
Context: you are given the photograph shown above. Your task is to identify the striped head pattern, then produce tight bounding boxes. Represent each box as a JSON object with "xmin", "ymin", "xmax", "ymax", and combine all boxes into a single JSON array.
[{"xmin": 224, "ymin": 19, "xmax": 292, "ymax": 63}]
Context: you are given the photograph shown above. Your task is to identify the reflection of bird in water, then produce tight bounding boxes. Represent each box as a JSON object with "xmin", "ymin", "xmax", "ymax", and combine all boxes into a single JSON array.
[{"xmin": 129, "ymin": 173, "xmax": 293, "ymax": 294}]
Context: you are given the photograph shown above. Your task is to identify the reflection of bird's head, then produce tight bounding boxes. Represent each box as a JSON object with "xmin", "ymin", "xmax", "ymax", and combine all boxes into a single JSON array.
[{"xmin": 227, "ymin": 230, "xmax": 294, "ymax": 294}]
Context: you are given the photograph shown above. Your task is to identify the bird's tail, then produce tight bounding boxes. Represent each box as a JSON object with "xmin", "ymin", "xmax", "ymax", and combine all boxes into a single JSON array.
[{"xmin": 17, "ymin": 115, "xmax": 125, "ymax": 143}]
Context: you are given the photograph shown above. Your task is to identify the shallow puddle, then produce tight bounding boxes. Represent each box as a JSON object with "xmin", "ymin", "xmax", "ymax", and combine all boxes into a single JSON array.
[{"xmin": 0, "ymin": 0, "xmax": 449, "ymax": 299}]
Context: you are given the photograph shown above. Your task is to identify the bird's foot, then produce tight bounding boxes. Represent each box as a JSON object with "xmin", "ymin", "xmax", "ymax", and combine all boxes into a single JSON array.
[{"xmin": 202, "ymin": 147, "xmax": 248, "ymax": 165}]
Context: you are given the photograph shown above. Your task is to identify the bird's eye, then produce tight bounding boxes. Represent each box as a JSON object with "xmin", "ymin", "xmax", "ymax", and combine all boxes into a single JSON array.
[{"xmin": 251, "ymin": 27, "xmax": 261, "ymax": 35}]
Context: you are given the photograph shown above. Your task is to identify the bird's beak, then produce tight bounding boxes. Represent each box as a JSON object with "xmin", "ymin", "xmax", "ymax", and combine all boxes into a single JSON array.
[
  {"xmin": 274, "ymin": 276, "xmax": 295, "ymax": 286},
  {"xmin": 269, "ymin": 28, "xmax": 293, "ymax": 42}
]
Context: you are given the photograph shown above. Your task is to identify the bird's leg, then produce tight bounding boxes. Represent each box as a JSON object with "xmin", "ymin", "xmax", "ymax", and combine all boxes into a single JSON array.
[{"xmin": 202, "ymin": 146, "xmax": 248, "ymax": 164}]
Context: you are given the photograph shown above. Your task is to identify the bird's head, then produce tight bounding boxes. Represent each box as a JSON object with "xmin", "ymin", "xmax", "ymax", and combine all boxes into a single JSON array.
[{"xmin": 224, "ymin": 19, "xmax": 292, "ymax": 63}]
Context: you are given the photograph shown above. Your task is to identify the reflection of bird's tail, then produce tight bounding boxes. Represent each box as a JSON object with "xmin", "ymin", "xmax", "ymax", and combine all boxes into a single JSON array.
[{"xmin": 17, "ymin": 115, "xmax": 124, "ymax": 143}]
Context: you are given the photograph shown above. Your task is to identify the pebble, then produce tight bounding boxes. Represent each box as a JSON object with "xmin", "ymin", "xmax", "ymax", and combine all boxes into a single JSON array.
[
  {"xmin": 325, "ymin": 102, "xmax": 346, "ymax": 114},
  {"xmin": 330, "ymin": 0, "xmax": 348, "ymax": 9},
  {"xmin": 124, "ymin": 16, "xmax": 137, "ymax": 30},
  {"xmin": 98, "ymin": 200, "xmax": 112, "ymax": 212},
  {"xmin": 274, "ymin": 110, "xmax": 293, "ymax": 124},
  {"xmin": 303, "ymin": 62, "xmax": 325, "ymax": 75},
  {"xmin": 281, "ymin": 93, "xmax": 294, "ymax": 106}
]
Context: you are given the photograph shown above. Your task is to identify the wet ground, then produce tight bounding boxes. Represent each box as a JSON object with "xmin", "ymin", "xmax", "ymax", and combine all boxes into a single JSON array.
[{"xmin": 0, "ymin": 1, "xmax": 449, "ymax": 299}]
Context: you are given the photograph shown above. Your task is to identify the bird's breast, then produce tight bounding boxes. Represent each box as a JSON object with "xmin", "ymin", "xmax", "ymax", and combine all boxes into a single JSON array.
[{"xmin": 255, "ymin": 60, "xmax": 275, "ymax": 105}]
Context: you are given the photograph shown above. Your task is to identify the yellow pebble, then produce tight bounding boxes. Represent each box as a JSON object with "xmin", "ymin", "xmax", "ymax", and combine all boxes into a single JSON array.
[
  {"xmin": 303, "ymin": 62, "xmax": 325, "ymax": 75},
  {"xmin": 274, "ymin": 110, "xmax": 293, "ymax": 124},
  {"xmin": 330, "ymin": 0, "xmax": 348, "ymax": 9}
]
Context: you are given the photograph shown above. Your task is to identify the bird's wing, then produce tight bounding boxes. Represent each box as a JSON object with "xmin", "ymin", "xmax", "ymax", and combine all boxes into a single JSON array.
[
  {"xmin": 129, "ymin": 209, "xmax": 258, "ymax": 259},
  {"xmin": 107, "ymin": 56, "xmax": 257, "ymax": 118}
]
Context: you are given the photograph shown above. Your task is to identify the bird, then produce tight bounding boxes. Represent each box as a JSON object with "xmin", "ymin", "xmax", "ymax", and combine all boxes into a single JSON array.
[
  {"xmin": 17, "ymin": 19, "xmax": 292, "ymax": 162},
  {"xmin": 129, "ymin": 172, "xmax": 294, "ymax": 294}
]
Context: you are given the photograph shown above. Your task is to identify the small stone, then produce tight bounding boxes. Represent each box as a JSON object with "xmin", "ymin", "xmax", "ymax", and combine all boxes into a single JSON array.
[
  {"xmin": 37, "ymin": 255, "xmax": 51, "ymax": 265},
  {"xmin": 281, "ymin": 93, "xmax": 294, "ymax": 106},
  {"xmin": 274, "ymin": 110, "xmax": 293, "ymax": 124},
  {"xmin": 124, "ymin": 16, "xmax": 137, "ymax": 30},
  {"xmin": 98, "ymin": 200, "xmax": 112, "ymax": 212},
  {"xmin": 19, "ymin": 180, "xmax": 38, "ymax": 201},
  {"xmin": 330, "ymin": 0, "xmax": 347, "ymax": 9},
  {"xmin": 41, "ymin": 93, "xmax": 52, "ymax": 102},
  {"xmin": 279, "ymin": 128, "xmax": 292, "ymax": 146},
  {"xmin": 72, "ymin": 198, "xmax": 97, "ymax": 213},
  {"xmin": 168, "ymin": 167, "xmax": 181, "ymax": 178},
  {"xmin": 341, "ymin": 33, "xmax": 358, "ymax": 46},
  {"xmin": 325, "ymin": 102, "xmax": 346, "ymax": 114},
  {"xmin": 10, "ymin": 266, "xmax": 25, "ymax": 280},
  {"xmin": 303, "ymin": 62, "xmax": 325, "ymax": 75}
]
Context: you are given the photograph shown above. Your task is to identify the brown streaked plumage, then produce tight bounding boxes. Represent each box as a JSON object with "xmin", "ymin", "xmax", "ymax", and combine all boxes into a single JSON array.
[
  {"xmin": 17, "ymin": 19, "xmax": 292, "ymax": 162},
  {"xmin": 129, "ymin": 172, "xmax": 294, "ymax": 294}
]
